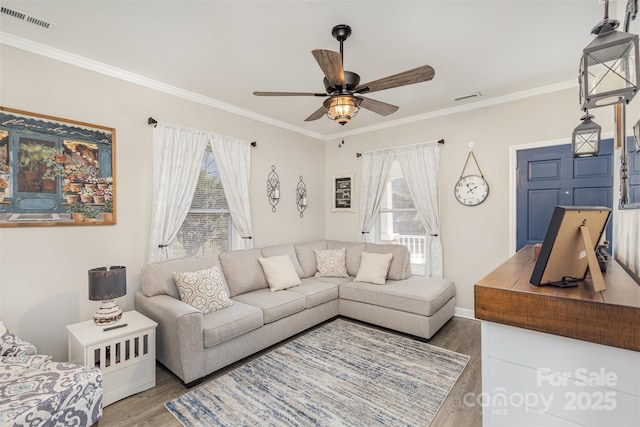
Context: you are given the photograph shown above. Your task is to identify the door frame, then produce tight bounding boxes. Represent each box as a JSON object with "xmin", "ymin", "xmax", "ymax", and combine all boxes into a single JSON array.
[{"xmin": 508, "ymin": 130, "xmax": 617, "ymax": 256}]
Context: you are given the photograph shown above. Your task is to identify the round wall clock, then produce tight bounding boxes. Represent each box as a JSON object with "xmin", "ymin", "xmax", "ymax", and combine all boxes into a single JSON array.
[{"xmin": 454, "ymin": 174, "xmax": 489, "ymax": 206}]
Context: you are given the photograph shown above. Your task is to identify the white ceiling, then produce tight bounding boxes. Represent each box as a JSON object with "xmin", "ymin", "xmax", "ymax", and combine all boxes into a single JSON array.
[{"xmin": 0, "ymin": 1, "xmax": 625, "ymax": 139}]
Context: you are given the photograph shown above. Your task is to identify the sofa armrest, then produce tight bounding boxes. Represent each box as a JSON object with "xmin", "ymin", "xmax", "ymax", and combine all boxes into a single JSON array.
[{"xmin": 134, "ymin": 291, "xmax": 205, "ymax": 384}]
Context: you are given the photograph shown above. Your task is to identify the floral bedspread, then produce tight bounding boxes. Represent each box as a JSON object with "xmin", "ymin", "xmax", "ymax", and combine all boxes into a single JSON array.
[{"xmin": 0, "ymin": 322, "xmax": 102, "ymax": 427}]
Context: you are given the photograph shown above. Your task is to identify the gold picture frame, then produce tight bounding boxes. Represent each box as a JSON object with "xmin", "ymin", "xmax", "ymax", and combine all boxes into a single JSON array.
[{"xmin": 0, "ymin": 107, "xmax": 116, "ymax": 227}]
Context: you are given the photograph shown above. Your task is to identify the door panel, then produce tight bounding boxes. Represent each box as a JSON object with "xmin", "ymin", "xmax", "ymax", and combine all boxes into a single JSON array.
[{"xmin": 517, "ymin": 139, "xmax": 613, "ymax": 251}]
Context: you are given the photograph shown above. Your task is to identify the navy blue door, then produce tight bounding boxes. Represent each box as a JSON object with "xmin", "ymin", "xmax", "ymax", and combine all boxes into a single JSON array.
[{"xmin": 516, "ymin": 139, "xmax": 614, "ymax": 251}]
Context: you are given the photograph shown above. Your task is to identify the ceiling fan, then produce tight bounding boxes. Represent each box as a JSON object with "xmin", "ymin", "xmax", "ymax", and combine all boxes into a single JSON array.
[{"xmin": 253, "ymin": 24, "xmax": 435, "ymax": 125}]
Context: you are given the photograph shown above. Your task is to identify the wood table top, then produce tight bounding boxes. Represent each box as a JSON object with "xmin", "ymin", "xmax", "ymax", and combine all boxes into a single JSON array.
[{"xmin": 475, "ymin": 245, "xmax": 640, "ymax": 351}]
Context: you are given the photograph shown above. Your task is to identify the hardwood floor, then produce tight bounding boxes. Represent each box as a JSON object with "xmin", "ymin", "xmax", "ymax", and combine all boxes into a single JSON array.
[{"xmin": 98, "ymin": 316, "xmax": 482, "ymax": 427}]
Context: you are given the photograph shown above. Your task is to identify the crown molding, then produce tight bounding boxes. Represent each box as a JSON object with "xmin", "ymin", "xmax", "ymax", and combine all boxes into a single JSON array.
[
  {"xmin": 0, "ymin": 32, "xmax": 325, "ymax": 140},
  {"xmin": 1, "ymin": 32, "xmax": 576, "ymax": 142},
  {"xmin": 327, "ymin": 80, "xmax": 578, "ymax": 140}
]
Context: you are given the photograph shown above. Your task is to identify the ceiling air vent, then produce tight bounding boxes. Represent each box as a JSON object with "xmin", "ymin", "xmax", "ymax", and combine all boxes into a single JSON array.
[
  {"xmin": 453, "ymin": 92, "xmax": 481, "ymax": 102},
  {"xmin": 1, "ymin": 6, "xmax": 51, "ymax": 29}
]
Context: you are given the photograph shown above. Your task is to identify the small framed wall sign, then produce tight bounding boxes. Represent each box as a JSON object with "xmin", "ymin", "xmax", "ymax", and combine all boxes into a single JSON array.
[{"xmin": 332, "ymin": 173, "xmax": 354, "ymax": 212}]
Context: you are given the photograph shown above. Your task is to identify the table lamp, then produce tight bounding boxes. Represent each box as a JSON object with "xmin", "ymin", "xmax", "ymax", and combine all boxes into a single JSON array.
[{"xmin": 88, "ymin": 266, "xmax": 126, "ymax": 325}]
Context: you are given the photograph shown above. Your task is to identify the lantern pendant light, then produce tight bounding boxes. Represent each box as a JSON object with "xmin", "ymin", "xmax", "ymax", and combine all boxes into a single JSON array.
[
  {"xmin": 572, "ymin": 112, "xmax": 602, "ymax": 157},
  {"xmin": 579, "ymin": 0, "xmax": 640, "ymax": 110}
]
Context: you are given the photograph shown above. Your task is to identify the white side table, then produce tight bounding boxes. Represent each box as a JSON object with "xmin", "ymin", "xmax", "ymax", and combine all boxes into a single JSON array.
[{"xmin": 67, "ymin": 310, "xmax": 158, "ymax": 406}]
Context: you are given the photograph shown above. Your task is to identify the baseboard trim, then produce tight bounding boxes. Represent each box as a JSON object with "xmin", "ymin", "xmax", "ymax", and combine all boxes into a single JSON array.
[{"xmin": 454, "ymin": 307, "xmax": 477, "ymax": 320}]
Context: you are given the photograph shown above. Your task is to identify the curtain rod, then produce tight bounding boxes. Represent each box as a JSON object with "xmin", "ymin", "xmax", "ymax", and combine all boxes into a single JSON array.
[
  {"xmin": 147, "ymin": 117, "xmax": 256, "ymax": 147},
  {"xmin": 356, "ymin": 139, "xmax": 444, "ymax": 157}
]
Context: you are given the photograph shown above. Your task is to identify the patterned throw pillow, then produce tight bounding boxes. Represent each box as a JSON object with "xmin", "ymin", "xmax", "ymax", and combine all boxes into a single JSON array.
[
  {"xmin": 0, "ymin": 321, "xmax": 37, "ymax": 357},
  {"xmin": 314, "ymin": 248, "xmax": 349, "ymax": 278},
  {"xmin": 173, "ymin": 267, "xmax": 233, "ymax": 314}
]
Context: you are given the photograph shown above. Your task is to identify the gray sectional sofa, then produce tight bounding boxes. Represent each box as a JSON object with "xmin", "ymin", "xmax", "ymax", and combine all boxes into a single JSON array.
[{"xmin": 135, "ymin": 240, "xmax": 456, "ymax": 385}]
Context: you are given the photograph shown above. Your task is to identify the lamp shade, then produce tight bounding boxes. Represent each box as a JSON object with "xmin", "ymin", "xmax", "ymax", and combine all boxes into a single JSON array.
[
  {"xmin": 579, "ymin": 30, "xmax": 640, "ymax": 110},
  {"xmin": 324, "ymin": 96, "xmax": 361, "ymax": 125},
  {"xmin": 572, "ymin": 114, "xmax": 601, "ymax": 157},
  {"xmin": 88, "ymin": 266, "xmax": 126, "ymax": 301}
]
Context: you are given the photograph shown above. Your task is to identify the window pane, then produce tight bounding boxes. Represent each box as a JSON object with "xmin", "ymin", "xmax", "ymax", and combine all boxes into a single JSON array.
[
  {"xmin": 191, "ymin": 149, "xmax": 228, "ymax": 210},
  {"xmin": 378, "ymin": 160, "xmax": 425, "ymax": 265},
  {"xmin": 171, "ymin": 212, "xmax": 231, "ymax": 258},
  {"xmin": 390, "ymin": 177, "xmax": 414, "ymax": 209},
  {"xmin": 169, "ymin": 147, "xmax": 231, "ymax": 258}
]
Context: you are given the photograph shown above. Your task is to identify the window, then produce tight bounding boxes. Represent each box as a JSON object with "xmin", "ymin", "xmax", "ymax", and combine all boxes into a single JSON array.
[
  {"xmin": 376, "ymin": 160, "xmax": 425, "ymax": 272},
  {"xmin": 169, "ymin": 146, "xmax": 231, "ymax": 258}
]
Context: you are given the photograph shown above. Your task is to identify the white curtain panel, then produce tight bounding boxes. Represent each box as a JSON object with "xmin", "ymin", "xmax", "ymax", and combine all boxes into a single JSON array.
[
  {"xmin": 147, "ymin": 122, "xmax": 209, "ymax": 263},
  {"xmin": 359, "ymin": 150, "xmax": 394, "ymax": 242},
  {"xmin": 209, "ymin": 135, "xmax": 254, "ymax": 250},
  {"xmin": 396, "ymin": 142, "xmax": 443, "ymax": 277}
]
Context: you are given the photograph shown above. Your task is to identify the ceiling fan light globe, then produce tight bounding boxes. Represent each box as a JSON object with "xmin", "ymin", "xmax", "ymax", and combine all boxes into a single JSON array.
[{"xmin": 325, "ymin": 96, "xmax": 360, "ymax": 125}]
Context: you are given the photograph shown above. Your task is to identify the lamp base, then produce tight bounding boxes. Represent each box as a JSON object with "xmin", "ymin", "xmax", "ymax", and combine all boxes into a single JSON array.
[{"xmin": 93, "ymin": 300, "xmax": 123, "ymax": 325}]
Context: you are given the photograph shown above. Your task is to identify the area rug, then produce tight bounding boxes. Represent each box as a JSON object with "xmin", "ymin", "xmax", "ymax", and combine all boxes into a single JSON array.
[{"xmin": 165, "ymin": 318, "xmax": 469, "ymax": 427}]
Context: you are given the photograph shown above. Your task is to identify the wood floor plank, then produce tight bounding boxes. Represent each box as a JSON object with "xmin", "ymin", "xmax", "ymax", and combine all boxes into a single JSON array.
[{"xmin": 99, "ymin": 316, "xmax": 482, "ymax": 427}]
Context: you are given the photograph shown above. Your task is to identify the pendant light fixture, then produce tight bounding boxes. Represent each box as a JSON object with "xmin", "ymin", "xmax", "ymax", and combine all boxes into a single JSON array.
[
  {"xmin": 579, "ymin": 0, "xmax": 640, "ymax": 110},
  {"xmin": 572, "ymin": 112, "xmax": 602, "ymax": 157}
]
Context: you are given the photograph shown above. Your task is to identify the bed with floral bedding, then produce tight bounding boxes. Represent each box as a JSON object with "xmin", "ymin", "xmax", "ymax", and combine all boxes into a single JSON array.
[{"xmin": 0, "ymin": 321, "xmax": 103, "ymax": 427}]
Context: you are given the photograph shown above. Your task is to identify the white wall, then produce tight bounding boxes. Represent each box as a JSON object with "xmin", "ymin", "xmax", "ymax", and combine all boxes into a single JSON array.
[
  {"xmin": 0, "ymin": 47, "xmax": 326, "ymax": 360},
  {"xmin": 324, "ymin": 88, "xmax": 636, "ymax": 313}
]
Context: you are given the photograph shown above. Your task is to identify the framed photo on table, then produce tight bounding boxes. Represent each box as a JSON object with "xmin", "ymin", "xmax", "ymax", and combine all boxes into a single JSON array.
[{"xmin": 332, "ymin": 173, "xmax": 354, "ymax": 212}]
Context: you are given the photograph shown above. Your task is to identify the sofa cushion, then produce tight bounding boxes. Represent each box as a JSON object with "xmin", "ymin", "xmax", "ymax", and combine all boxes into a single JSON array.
[
  {"xmin": 219, "ymin": 248, "xmax": 268, "ymax": 297},
  {"xmin": 339, "ymin": 276, "xmax": 455, "ymax": 316},
  {"xmin": 294, "ymin": 240, "xmax": 327, "ymax": 278},
  {"xmin": 258, "ymin": 255, "xmax": 302, "ymax": 292},
  {"xmin": 202, "ymin": 301, "xmax": 264, "ymax": 347},
  {"xmin": 288, "ymin": 278, "xmax": 340, "ymax": 308},
  {"xmin": 260, "ymin": 243, "xmax": 305, "ymax": 278},
  {"xmin": 365, "ymin": 243, "xmax": 411, "ymax": 280},
  {"xmin": 327, "ymin": 240, "xmax": 366, "ymax": 276},
  {"xmin": 141, "ymin": 253, "xmax": 225, "ymax": 299},
  {"xmin": 354, "ymin": 252, "xmax": 393, "ymax": 285},
  {"xmin": 173, "ymin": 266, "xmax": 233, "ymax": 314},
  {"xmin": 314, "ymin": 248, "xmax": 349, "ymax": 278},
  {"xmin": 233, "ymin": 289, "xmax": 306, "ymax": 324}
]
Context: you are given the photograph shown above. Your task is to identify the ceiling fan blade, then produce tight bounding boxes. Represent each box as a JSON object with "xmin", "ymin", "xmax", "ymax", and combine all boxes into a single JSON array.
[
  {"xmin": 358, "ymin": 96, "xmax": 399, "ymax": 116},
  {"xmin": 253, "ymin": 91, "xmax": 326, "ymax": 96},
  {"xmin": 304, "ymin": 105, "xmax": 328, "ymax": 122},
  {"xmin": 356, "ymin": 65, "xmax": 435, "ymax": 94},
  {"xmin": 311, "ymin": 49, "xmax": 345, "ymax": 88}
]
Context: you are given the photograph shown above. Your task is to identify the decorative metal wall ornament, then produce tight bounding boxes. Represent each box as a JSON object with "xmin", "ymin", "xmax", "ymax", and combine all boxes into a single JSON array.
[
  {"xmin": 296, "ymin": 175, "xmax": 307, "ymax": 218},
  {"xmin": 267, "ymin": 165, "xmax": 280, "ymax": 212}
]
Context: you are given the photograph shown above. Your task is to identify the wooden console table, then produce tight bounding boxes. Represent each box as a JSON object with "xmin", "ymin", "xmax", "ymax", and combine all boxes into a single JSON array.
[
  {"xmin": 475, "ymin": 245, "xmax": 640, "ymax": 351},
  {"xmin": 476, "ymin": 246, "xmax": 640, "ymax": 426}
]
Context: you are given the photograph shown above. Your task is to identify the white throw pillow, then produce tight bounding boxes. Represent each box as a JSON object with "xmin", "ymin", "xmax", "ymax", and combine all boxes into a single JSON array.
[
  {"xmin": 354, "ymin": 252, "xmax": 394, "ymax": 285},
  {"xmin": 314, "ymin": 248, "xmax": 349, "ymax": 278},
  {"xmin": 173, "ymin": 266, "xmax": 233, "ymax": 314},
  {"xmin": 258, "ymin": 254, "xmax": 302, "ymax": 292}
]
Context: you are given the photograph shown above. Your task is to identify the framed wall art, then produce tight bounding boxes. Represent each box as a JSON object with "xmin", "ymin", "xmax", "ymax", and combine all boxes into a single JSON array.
[
  {"xmin": 332, "ymin": 173, "xmax": 354, "ymax": 212},
  {"xmin": 0, "ymin": 107, "xmax": 116, "ymax": 227}
]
